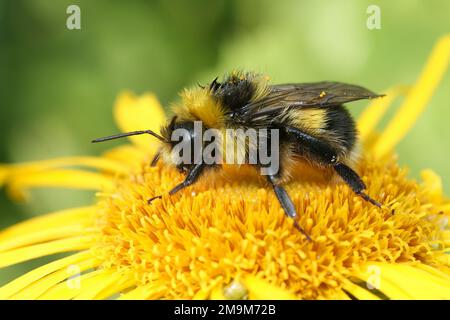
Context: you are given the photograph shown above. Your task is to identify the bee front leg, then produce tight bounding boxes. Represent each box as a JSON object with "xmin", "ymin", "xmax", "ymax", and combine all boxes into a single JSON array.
[
  {"xmin": 168, "ymin": 163, "xmax": 205, "ymax": 195},
  {"xmin": 266, "ymin": 175, "xmax": 312, "ymax": 241},
  {"xmin": 147, "ymin": 163, "xmax": 205, "ymax": 204},
  {"xmin": 150, "ymin": 150, "xmax": 161, "ymax": 167}
]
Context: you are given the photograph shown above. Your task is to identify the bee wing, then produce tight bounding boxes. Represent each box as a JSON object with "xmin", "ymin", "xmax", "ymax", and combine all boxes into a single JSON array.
[{"xmin": 238, "ymin": 82, "xmax": 383, "ymax": 120}]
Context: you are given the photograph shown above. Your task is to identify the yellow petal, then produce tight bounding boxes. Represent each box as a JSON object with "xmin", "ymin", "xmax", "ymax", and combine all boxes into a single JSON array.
[
  {"xmin": 0, "ymin": 236, "xmax": 95, "ymax": 268},
  {"xmin": 6, "ymin": 169, "xmax": 114, "ymax": 201},
  {"xmin": 421, "ymin": 169, "xmax": 443, "ymax": 204},
  {"xmin": 341, "ymin": 279, "xmax": 382, "ymax": 300},
  {"xmin": 210, "ymin": 286, "xmax": 226, "ymax": 300},
  {"xmin": 102, "ymin": 144, "xmax": 147, "ymax": 169},
  {"xmin": 0, "ymin": 251, "xmax": 95, "ymax": 299},
  {"xmin": 352, "ymin": 267, "xmax": 414, "ymax": 299},
  {"xmin": 37, "ymin": 270, "xmax": 107, "ymax": 300},
  {"xmin": 9, "ymin": 257, "xmax": 100, "ymax": 300},
  {"xmin": 38, "ymin": 269, "xmax": 133, "ymax": 300},
  {"xmin": 414, "ymin": 263, "xmax": 450, "ymax": 280},
  {"xmin": 117, "ymin": 282, "xmax": 166, "ymax": 300},
  {"xmin": 436, "ymin": 253, "xmax": 450, "ymax": 268},
  {"xmin": 323, "ymin": 289, "xmax": 352, "ymax": 300},
  {"xmin": 357, "ymin": 85, "xmax": 410, "ymax": 143},
  {"xmin": 242, "ymin": 275, "xmax": 297, "ymax": 300},
  {"xmin": 355, "ymin": 262, "xmax": 450, "ymax": 299},
  {"xmin": 373, "ymin": 35, "xmax": 450, "ymax": 158},
  {"xmin": 0, "ymin": 206, "xmax": 95, "ymax": 242},
  {"xmin": 0, "ymin": 224, "xmax": 94, "ymax": 253},
  {"xmin": 93, "ymin": 277, "xmax": 136, "ymax": 300},
  {"xmin": 113, "ymin": 91, "xmax": 166, "ymax": 152},
  {"xmin": 192, "ymin": 288, "xmax": 211, "ymax": 300},
  {"xmin": 73, "ymin": 271, "xmax": 128, "ymax": 300},
  {"xmin": 1, "ymin": 157, "xmax": 129, "ymax": 185}
]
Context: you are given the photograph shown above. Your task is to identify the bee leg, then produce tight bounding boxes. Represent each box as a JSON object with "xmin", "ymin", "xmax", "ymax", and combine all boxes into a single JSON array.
[
  {"xmin": 147, "ymin": 195, "xmax": 162, "ymax": 204},
  {"xmin": 169, "ymin": 163, "xmax": 205, "ymax": 195},
  {"xmin": 282, "ymin": 126, "xmax": 382, "ymax": 208},
  {"xmin": 266, "ymin": 175, "xmax": 312, "ymax": 241},
  {"xmin": 150, "ymin": 150, "xmax": 161, "ymax": 167},
  {"xmin": 147, "ymin": 163, "xmax": 205, "ymax": 204},
  {"xmin": 333, "ymin": 163, "xmax": 382, "ymax": 207}
]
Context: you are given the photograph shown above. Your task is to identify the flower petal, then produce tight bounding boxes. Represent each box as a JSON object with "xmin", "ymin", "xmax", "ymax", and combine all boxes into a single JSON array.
[
  {"xmin": 357, "ymin": 85, "xmax": 410, "ymax": 144},
  {"xmin": 421, "ymin": 169, "xmax": 443, "ymax": 204},
  {"xmin": 341, "ymin": 279, "xmax": 382, "ymax": 300},
  {"xmin": 0, "ymin": 224, "xmax": 94, "ymax": 253},
  {"xmin": 323, "ymin": 289, "xmax": 352, "ymax": 300},
  {"xmin": 436, "ymin": 253, "xmax": 450, "ymax": 268},
  {"xmin": 210, "ymin": 286, "xmax": 227, "ymax": 300},
  {"xmin": 414, "ymin": 263, "xmax": 450, "ymax": 279},
  {"xmin": 92, "ymin": 276, "xmax": 136, "ymax": 300},
  {"xmin": 73, "ymin": 271, "xmax": 133, "ymax": 300},
  {"xmin": 36, "ymin": 270, "xmax": 108, "ymax": 300},
  {"xmin": 6, "ymin": 169, "xmax": 114, "ymax": 201},
  {"xmin": 117, "ymin": 282, "xmax": 166, "ymax": 300},
  {"xmin": 354, "ymin": 262, "xmax": 450, "ymax": 299},
  {"xmin": 102, "ymin": 145, "xmax": 147, "ymax": 169},
  {"xmin": 0, "ymin": 157, "xmax": 129, "ymax": 184},
  {"xmin": 373, "ymin": 35, "xmax": 450, "ymax": 159},
  {"xmin": 242, "ymin": 275, "xmax": 297, "ymax": 300},
  {"xmin": 0, "ymin": 206, "xmax": 95, "ymax": 242},
  {"xmin": 0, "ymin": 236, "xmax": 95, "ymax": 268},
  {"xmin": 113, "ymin": 91, "xmax": 166, "ymax": 152},
  {"xmin": 38, "ymin": 269, "xmax": 134, "ymax": 300},
  {"xmin": 0, "ymin": 251, "xmax": 95, "ymax": 299},
  {"xmin": 192, "ymin": 288, "xmax": 211, "ymax": 300},
  {"xmin": 9, "ymin": 257, "xmax": 100, "ymax": 300}
]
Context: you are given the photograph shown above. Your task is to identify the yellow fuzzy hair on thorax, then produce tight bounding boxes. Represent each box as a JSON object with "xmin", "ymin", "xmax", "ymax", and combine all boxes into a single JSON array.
[{"xmin": 172, "ymin": 87, "xmax": 226, "ymax": 128}]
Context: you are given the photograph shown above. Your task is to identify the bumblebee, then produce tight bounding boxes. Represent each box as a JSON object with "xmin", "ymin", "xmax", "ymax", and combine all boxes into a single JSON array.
[{"xmin": 93, "ymin": 71, "xmax": 383, "ymax": 240}]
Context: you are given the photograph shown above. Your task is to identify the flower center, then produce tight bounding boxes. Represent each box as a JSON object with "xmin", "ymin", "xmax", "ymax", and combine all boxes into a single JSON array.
[{"xmin": 93, "ymin": 155, "xmax": 441, "ymax": 299}]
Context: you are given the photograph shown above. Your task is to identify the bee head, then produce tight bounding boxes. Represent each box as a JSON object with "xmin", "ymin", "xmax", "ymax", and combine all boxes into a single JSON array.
[{"xmin": 160, "ymin": 116, "xmax": 204, "ymax": 172}]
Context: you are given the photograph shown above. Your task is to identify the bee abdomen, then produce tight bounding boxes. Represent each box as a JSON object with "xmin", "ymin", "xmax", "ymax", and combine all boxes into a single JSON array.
[{"xmin": 323, "ymin": 105, "xmax": 357, "ymax": 152}]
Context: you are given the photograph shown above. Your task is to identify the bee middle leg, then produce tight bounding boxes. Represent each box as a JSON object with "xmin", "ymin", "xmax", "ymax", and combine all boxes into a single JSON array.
[{"xmin": 266, "ymin": 174, "xmax": 312, "ymax": 241}]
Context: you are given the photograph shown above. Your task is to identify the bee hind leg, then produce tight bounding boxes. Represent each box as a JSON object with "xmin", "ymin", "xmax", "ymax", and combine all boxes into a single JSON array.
[
  {"xmin": 266, "ymin": 175, "xmax": 312, "ymax": 241},
  {"xmin": 333, "ymin": 163, "xmax": 382, "ymax": 207},
  {"xmin": 281, "ymin": 125, "xmax": 382, "ymax": 207}
]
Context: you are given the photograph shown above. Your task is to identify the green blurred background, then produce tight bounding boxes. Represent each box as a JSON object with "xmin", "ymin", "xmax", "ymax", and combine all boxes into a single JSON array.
[{"xmin": 0, "ymin": 0, "xmax": 449, "ymax": 283}]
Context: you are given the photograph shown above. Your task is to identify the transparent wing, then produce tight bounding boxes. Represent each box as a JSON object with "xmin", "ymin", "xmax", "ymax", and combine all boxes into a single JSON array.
[{"xmin": 238, "ymin": 82, "xmax": 383, "ymax": 121}]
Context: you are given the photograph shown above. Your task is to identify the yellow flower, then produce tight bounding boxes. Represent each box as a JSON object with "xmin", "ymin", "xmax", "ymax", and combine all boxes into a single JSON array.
[{"xmin": 1, "ymin": 36, "xmax": 450, "ymax": 300}]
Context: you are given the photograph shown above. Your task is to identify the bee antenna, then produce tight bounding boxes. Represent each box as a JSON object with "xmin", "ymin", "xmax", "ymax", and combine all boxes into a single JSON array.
[{"xmin": 91, "ymin": 130, "xmax": 164, "ymax": 143}]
